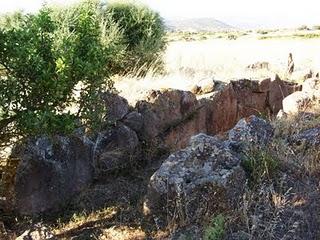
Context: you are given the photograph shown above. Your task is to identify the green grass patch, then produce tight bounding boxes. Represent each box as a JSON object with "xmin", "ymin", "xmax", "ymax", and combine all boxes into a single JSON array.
[
  {"xmin": 241, "ymin": 148, "xmax": 279, "ymax": 186},
  {"xmin": 203, "ymin": 214, "xmax": 225, "ymax": 240}
]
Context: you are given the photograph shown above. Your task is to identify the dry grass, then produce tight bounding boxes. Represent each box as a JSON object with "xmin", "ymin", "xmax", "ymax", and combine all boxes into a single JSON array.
[
  {"xmin": 115, "ymin": 31, "xmax": 320, "ymax": 104},
  {"xmin": 273, "ymin": 102, "xmax": 320, "ymax": 138},
  {"xmin": 53, "ymin": 207, "xmax": 118, "ymax": 236}
]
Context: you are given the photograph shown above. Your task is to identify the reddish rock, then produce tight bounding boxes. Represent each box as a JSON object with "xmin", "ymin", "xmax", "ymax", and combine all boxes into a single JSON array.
[
  {"xmin": 135, "ymin": 77, "xmax": 300, "ymax": 150},
  {"xmin": 264, "ymin": 74, "xmax": 301, "ymax": 114},
  {"xmin": 136, "ymin": 89, "xmax": 201, "ymax": 150}
]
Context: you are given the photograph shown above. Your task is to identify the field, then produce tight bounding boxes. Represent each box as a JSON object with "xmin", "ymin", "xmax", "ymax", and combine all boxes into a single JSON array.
[{"xmin": 115, "ymin": 29, "xmax": 320, "ymax": 104}]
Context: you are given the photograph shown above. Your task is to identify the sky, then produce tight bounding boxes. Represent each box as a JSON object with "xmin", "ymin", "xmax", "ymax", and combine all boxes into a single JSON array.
[{"xmin": 0, "ymin": 0, "xmax": 319, "ymax": 28}]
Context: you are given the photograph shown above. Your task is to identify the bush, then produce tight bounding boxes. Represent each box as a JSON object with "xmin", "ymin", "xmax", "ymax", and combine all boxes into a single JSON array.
[
  {"xmin": 0, "ymin": 1, "xmax": 125, "ymax": 143},
  {"xmin": 297, "ymin": 25, "xmax": 310, "ymax": 31},
  {"xmin": 105, "ymin": 1, "xmax": 166, "ymax": 75},
  {"xmin": 312, "ymin": 25, "xmax": 320, "ymax": 30},
  {"xmin": 241, "ymin": 148, "xmax": 279, "ymax": 186},
  {"xmin": 257, "ymin": 30, "xmax": 269, "ymax": 35},
  {"xmin": 203, "ymin": 214, "xmax": 225, "ymax": 240}
]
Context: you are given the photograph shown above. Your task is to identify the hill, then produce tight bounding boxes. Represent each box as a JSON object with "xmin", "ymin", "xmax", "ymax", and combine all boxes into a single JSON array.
[{"xmin": 165, "ymin": 17, "xmax": 235, "ymax": 32}]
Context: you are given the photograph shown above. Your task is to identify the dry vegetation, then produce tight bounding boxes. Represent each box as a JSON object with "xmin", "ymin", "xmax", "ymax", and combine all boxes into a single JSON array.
[{"xmin": 115, "ymin": 29, "xmax": 320, "ymax": 104}]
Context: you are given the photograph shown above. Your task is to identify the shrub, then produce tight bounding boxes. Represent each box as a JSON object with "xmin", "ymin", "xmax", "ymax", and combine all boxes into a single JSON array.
[
  {"xmin": 0, "ymin": 11, "xmax": 25, "ymax": 29},
  {"xmin": 0, "ymin": 1, "xmax": 125, "ymax": 143},
  {"xmin": 105, "ymin": 1, "xmax": 166, "ymax": 75},
  {"xmin": 312, "ymin": 25, "xmax": 320, "ymax": 30},
  {"xmin": 241, "ymin": 148, "xmax": 279, "ymax": 186},
  {"xmin": 297, "ymin": 25, "xmax": 310, "ymax": 31},
  {"xmin": 257, "ymin": 30, "xmax": 269, "ymax": 35},
  {"xmin": 227, "ymin": 34, "xmax": 237, "ymax": 40},
  {"xmin": 203, "ymin": 214, "xmax": 225, "ymax": 240}
]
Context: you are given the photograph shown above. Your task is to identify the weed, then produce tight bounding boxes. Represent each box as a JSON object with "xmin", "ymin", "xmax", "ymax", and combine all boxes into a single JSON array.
[
  {"xmin": 203, "ymin": 214, "xmax": 225, "ymax": 240},
  {"xmin": 241, "ymin": 148, "xmax": 279, "ymax": 186}
]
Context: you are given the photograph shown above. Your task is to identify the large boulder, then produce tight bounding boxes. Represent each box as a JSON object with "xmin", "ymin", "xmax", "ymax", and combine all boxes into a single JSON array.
[
  {"xmin": 133, "ymin": 78, "xmax": 300, "ymax": 150},
  {"xmin": 136, "ymin": 89, "xmax": 206, "ymax": 150},
  {"xmin": 282, "ymin": 91, "xmax": 312, "ymax": 115},
  {"xmin": 102, "ymin": 92, "xmax": 129, "ymax": 123},
  {"xmin": 94, "ymin": 124, "xmax": 139, "ymax": 176},
  {"xmin": 190, "ymin": 78, "xmax": 226, "ymax": 95},
  {"xmin": 205, "ymin": 84, "xmax": 238, "ymax": 134},
  {"xmin": 14, "ymin": 135, "xmax": 94, "ymax": 216},
  {"xmin": 122, "ymin": 111, "xmax": 143, "ymax": 133},
  {"xmin": 230, "ymin": 79, "xmax": 270, "ymax": 118},
  {"xmin": 228, "ymin": 115, "xmax": 273, "ymax": 146},
  {"xmin": 290, "ymin": 126, "xmax": 320, "ymax": 149},
  {"xmin": 205, "ymin": 77, "xmax": 299, "ymax": 135},
  {"xmin": 144, "ymin": 134, "xmax": 246, "ymax": 226},
  {"xmin": 262, "ymin": 74, "xmax": 301, "ymax": 114},
  {"xmin": 281, "ymin": 78, "xmax": 318, "ymax": 115}
]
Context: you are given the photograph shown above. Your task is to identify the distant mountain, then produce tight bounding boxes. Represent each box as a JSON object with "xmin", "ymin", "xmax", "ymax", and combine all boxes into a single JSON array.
[{"xmin": 165, "ymin": 17, "xmax": 235, "ymax": 32}]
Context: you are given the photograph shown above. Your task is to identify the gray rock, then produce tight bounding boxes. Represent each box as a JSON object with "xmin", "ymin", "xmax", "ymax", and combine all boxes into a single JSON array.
[
  {"xmin": 226, "ymin": 231, "xmax": 251, "ymax": 240},
  {"xmin": 291, "ymin": 126, "xmax": 320, "ymax": 148},
  {"xmin": 144, "ymin": 133, "xmax": 246, "ymax": 225},
  {"xmin": 102, "ymin": 92, "xmax": 129, "ymax": 122},
  {"xmin": 94, "ymin": 125, "xmax": 139, "ymax": 175},
  {"xmin": 246, "ymin": 61, "xmax": 269, "ymax": 70},
  {"xmin": 14, "ymin": 135, "xmax": 94, "ymax": 216},
  {"xmin": 228, "ymin": 115, "xmax": 273, "ymax": 146},
  {"xmin": 169, "ymin": 225, "xmax": 202, "ymax": 240},
  {"xmin": 122, "ymin": 111, "xmax": 143, "ymax": 132}
]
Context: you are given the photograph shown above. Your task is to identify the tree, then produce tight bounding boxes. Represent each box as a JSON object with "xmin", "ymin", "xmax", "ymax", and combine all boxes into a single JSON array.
[
  {"xmin": 0, "ymin": 1, "xmax": 124, "ymax": 144},
  {"xmin": 106, "ymin": 1, "xmax": 166, "ymax": 75}
]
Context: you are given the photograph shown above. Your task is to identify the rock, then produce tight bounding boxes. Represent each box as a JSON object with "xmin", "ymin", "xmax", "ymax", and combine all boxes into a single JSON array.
[
  {"xmin": 198, "ymin": 78, "xmax": 215, "ymax": 94},
  {"xmin": 228, "ymin": 115, "xmax": 273, "ymax": 146},
  {"xmin": 144, "ymin": 133, "xmax": 246, "ymax": 226},
  {"xmin": 290, "ymin": 126, "xmax": 320, "ymax": 148},
  {"xmin": 303, "ymin": 69, "xmax": 314, "ymax": 80},
  {"xmin": 246, "ymin": 61, "xmax": 269, "ymax": 70},
  {"xmin": 205, "ymin": 84, "xmax": 238, "ymax": 134},
  {"xmin": 190, "ymin": 84, "xmax": 201, "ymax": 95},
  {"xmin": 282, "ymin": 91, "xmax": 312, "ymax": 114},
  {"xmin": 94, "ymin": 125, "xmax": 139, "ymax": 175},
  {"xmin": 0, "ymin": 221, "xmax": 11, "ymax": 240},
  {"xmin": 231, "ymin": 79, "xmax": 269, "ymax": 117},
  {"xmin": 226, "ymin": 231, "xmax": 251, "ymax": 240},
  {"xmin": 192, "ymin": 79, "xmax": 227, "ymax": 95},
  {"xmin": 14, "ymin": 135, "xmax": 94, "ymax": 216},
  {"xmin": 102, "ymin": 92, "xmax": 129, "ymax": 122},
  {"xmin": 205, "ymin": 78, "xmax": 270, "ymax": 134},
  {"xmin": 122, "ymin": 111, "xmax": 143, "ymax": 133},
  {"xmin": 303, "ymin": 78, "xmax": 320, "ymax": 99},
  {"xmin": 169, "ymin": 225, "xmax": 202, "ymax": 240},
  {"xmin": 276, "ymin": 109, "xmax": 287, "ymax": 120},
  {"xmin": 136, "ymin": 89, "xmax": 205, "ymax": 150},
  {"xmin": 16, "ymin": 224, "xmax": 56, "ymax": 240},
  {"xmin": 263, "ymin": 74, "xmax": 301, "ymax": 114},
  {"xmin": 133, "ymin": 78, "xmax": 300, "ymax": 150}
]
